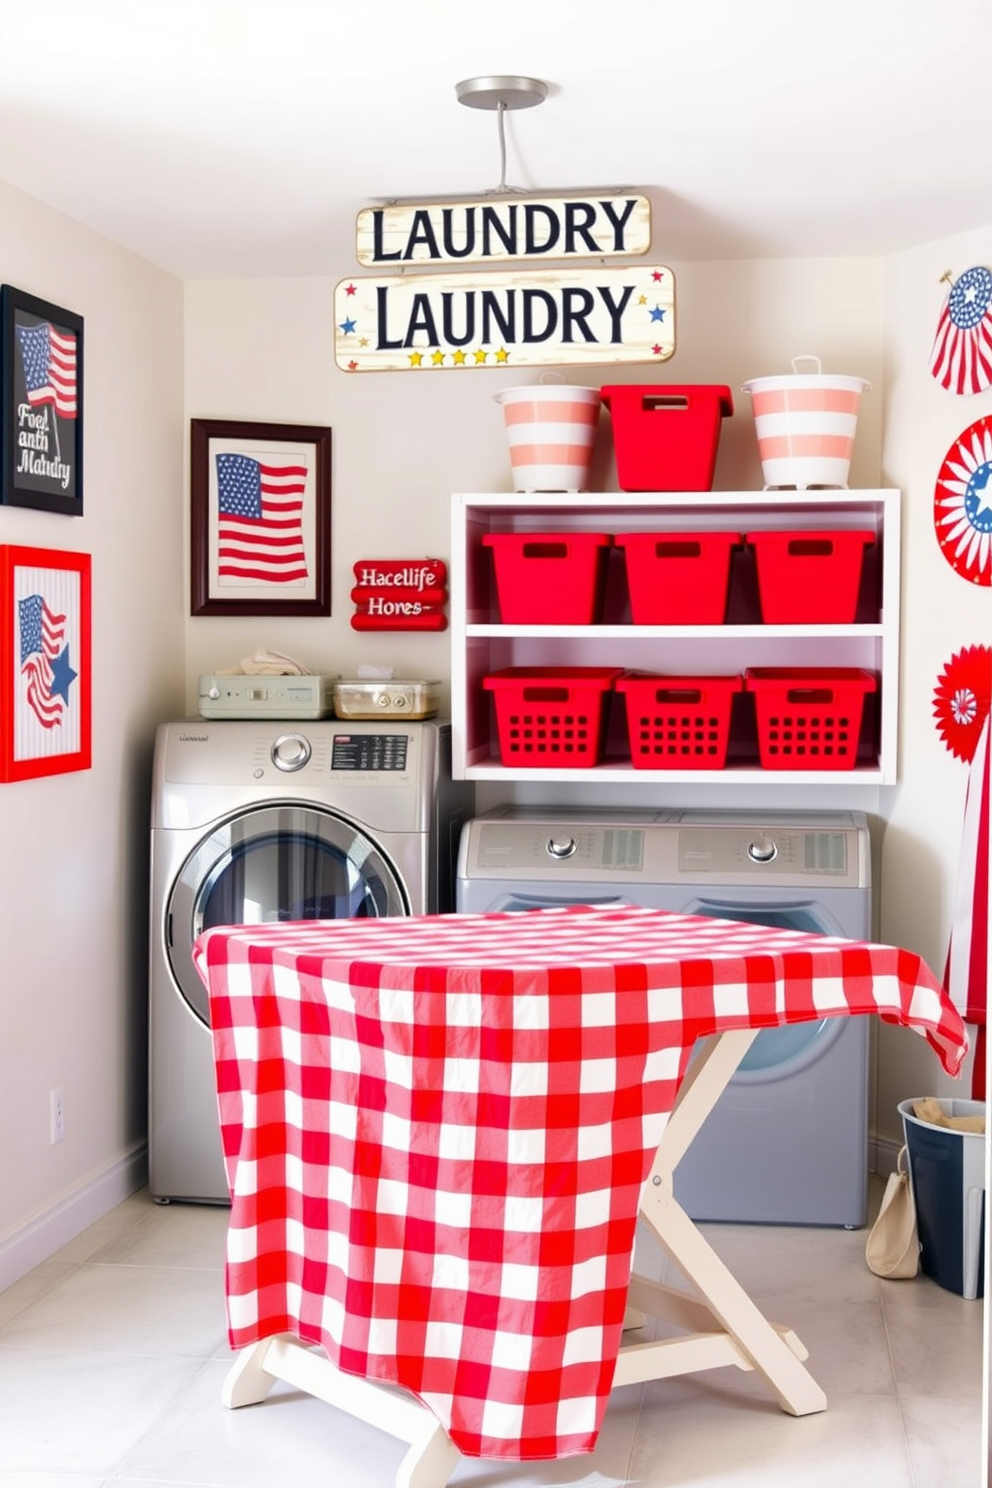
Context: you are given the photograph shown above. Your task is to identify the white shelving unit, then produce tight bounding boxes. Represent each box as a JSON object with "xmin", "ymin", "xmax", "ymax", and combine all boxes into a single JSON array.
[{"xmin": 450, "ymin": 490, "xmax": 901, "ymax": 785}]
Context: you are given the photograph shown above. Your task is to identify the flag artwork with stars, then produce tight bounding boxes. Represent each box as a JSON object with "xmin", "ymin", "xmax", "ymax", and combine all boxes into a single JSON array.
[
  {"xmin": 12, "ymin": 563, "xmax": 81, "ymax": 761},
  {"xmin": 215, "ymin": 452, "xmax": 309, "ymax": 586},
  {"xmin": 14, "ymin": 319, "xmax": 78, "ymax": 418},
  {"xmin": 930, "ymin": 266, "xmax": 992, "ymax": 396}
]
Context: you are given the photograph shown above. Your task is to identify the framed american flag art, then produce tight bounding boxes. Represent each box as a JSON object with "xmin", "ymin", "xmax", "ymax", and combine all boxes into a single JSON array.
[
  {"xmin": 0, "ymin": 286, "xmax": 83, "ymax": 516},
  {"xmin": 0, "ymin": 545, "xmax": 91, "ymax": 781},
  {"xmin": 190, "ymin": 419, "xmax": 332, "ymax": 616}
]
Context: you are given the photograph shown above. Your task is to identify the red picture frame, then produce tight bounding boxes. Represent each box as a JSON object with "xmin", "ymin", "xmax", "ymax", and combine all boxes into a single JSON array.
[{"xmin": 0, "ymin": 545, "xmax": 91, "ymax": 781}]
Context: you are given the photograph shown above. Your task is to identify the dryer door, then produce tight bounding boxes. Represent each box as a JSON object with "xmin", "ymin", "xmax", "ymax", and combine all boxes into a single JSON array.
[
  {"xmin": 684, "ymin": 898, "xmax": 853, "ymax": 1080},
  {"xmin": 166, "ymin": 804, "xmax": 409, "ymax": 1026}
]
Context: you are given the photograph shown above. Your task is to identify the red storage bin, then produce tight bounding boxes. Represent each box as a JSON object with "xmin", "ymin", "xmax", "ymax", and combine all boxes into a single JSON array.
[
  {"xmin": 616, "ymin": 673, "xmax": 741, "ymax": 769},
  {"xmin": 600, "ymin": 385, "xmax": 733, "ymax": 491},
  {"xmin": 745, "ymin": 668, "xmax": 877, "ymax": 770},
  {"xmin": 614, "ymin": 531, "xmax": 741, "ymax": 623},
  {"xmin": 746, "ymin": 529, "xmax": 874, "ymax": 623},
  {"xmin": 482, "ymin": 531, "xmax": 612, "ymax": 624},
  {"xmin": 483, "ymin": 667, "xmax": 623, "ymax": 767}
]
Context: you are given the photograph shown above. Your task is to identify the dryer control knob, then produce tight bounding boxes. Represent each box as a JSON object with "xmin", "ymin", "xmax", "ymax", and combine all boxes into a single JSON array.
[
  {"xmin": 271, "ymin": 733, "xmax": 312, "ymax": 771},
  {"xmin": 546, "ymin": 836, "xmax": 577, "ymax": 860},
  {"xmin": 747, "ymin": 837, "xmax": 778, "ymax": 864}
]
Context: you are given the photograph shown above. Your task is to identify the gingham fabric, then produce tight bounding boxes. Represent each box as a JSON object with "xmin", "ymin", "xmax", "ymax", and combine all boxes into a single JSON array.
[{"xmin": 194, "ymin": 904, "xmax": 967, "ymax": 1461}]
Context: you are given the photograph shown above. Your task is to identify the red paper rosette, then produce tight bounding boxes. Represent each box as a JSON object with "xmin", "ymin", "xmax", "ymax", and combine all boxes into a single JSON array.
[
  {"xmin": 933, "ymin": 645, "xmax": 992, "ymax": 761},
  {"xmin": 934, "ymin": 416, "xmax": 992, "ymax": 585}
]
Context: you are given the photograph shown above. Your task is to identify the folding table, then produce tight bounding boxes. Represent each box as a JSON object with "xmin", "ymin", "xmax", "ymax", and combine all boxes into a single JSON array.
[{"xmin": 193, "ymin": 904, "xmax": 966, "ymax": 1488}]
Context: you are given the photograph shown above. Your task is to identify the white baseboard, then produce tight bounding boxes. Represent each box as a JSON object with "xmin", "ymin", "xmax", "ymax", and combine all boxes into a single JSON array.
[{"xmin": 0, "ymin": 1143, "xmax": 148, "ymax": 1293}]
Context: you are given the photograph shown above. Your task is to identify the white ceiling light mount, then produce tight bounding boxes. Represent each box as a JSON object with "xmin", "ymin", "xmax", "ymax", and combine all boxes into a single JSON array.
[{"xmin": 455, "ymin": 75, "xmax": 549, "ymax": 195}]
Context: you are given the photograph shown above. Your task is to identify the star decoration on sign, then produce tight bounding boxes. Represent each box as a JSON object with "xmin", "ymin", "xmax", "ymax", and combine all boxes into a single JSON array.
[
  {"xmin": 339, "ymin": 318, "xmax": 356, "ymax": 335},
  {"xmin": 652, "ymin": 270, "xmax": 665, "ymax": 282},
  {"xmin": 495, "ymin": 347, "xmax": 509, "ymax": 363},
  {"xmin": 474, "ymin": 349, "xmax": 487, "ymax": 364},
  {"xmin": 431, "ymin": 349, "xmax": 445, "ymax": 365},
  {"xmin": 344, "ymin": 283, "xmax": 357, "ymax": 296},
  {"xmin": 348, "ymin": 360, "xmax": 359, "ymax": 371},
  {"xmin": 452, "ymin": 349, "xmax": 467, "ymax": 365},
  {"xmin": 409, "ymin": 351, "xmax": 423, "ymax": 367},
  {"xmin": 650, "ymin": 306, "xmax": 666, "ymax": 322}
]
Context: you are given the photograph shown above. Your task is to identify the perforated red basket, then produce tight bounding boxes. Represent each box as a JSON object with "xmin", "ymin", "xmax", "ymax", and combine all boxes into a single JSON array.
[
  {"xmin": 616, "ymin": 673, "xmax": 741, "ymax": 769},
  {"xmin": 483, "ymin": 667, "xmax": 623, "ymax": 767},
  {"xmin": 745, "ymin": 668, "xmax": 876, "ymax": 769}
]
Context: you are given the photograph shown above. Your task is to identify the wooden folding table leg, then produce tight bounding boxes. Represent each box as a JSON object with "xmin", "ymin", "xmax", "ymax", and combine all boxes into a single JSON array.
[
  {"xmin": 634, "ymin": 1028, "xmax": 826, "ymax": 1416},
  {"xmin": 222, "ymin": 1335, "xmax": 461, "ymax": 1488},
  {"xmin": 638, "ymin": 1173, "xmax": 827, "ymax": 1416}
]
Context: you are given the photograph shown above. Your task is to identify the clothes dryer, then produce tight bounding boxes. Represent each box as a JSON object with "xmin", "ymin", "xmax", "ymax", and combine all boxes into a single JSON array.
[
  {"xmin": 149, "ymin": 719, "xmax": 471, "ymax": 1203},
  {"xmin": 457, "ymin": 807, "xmax": 872, "ymax": 1227}
]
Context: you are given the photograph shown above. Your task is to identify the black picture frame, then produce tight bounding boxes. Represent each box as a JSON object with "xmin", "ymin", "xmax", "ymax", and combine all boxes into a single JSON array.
[
  {"xmin": 1, "ymin": 286, "xmax": 84, "ymax": 516},
  {"xmin": 190, "ymin": 418, "xmax": 332, "ymax": 616}
]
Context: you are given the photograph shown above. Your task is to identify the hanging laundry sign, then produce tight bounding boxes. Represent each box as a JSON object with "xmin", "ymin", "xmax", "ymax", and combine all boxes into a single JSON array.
[
  {"xmin": 355, "ymin": 195, "xmax": 651, "ymax": 267},
  {"xmin": 350, "ymin": 558, "xmax": 448, "ymax": 631},
  {"xmin": 335, "ymin": 265, "xmax": 675, "ymax": 372}
]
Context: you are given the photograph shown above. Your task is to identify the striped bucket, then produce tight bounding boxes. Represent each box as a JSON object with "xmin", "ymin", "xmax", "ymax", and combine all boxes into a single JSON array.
[
  {"xmin": 741, "ymin": 357, "xmax": 870, "ymax": 490},
  {"xmin": 494, "ymin": 385, "xmax": 601, "ymax": 492}
]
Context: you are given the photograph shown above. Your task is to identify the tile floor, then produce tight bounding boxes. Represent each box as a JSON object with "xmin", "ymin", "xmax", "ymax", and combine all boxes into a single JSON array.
[{"xmin": 0, "ymin": 1184, "xmax": 984, "ymax": 1488}]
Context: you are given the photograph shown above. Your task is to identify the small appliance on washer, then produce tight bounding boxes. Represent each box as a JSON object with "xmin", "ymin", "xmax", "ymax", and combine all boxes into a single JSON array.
[
  {"xmin": 149, "ymin": 719, "xmax": 472, "ymax": 1203},
  {"xmin": 457, "ymin": 806, "xmax": 872, "ymax": 1227}
]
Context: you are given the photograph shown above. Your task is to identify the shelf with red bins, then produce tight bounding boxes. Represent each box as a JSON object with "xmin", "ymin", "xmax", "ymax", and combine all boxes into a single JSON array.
[{"xmin": 449, "ymin": 490, "xmax": 901, "ymax": 783}]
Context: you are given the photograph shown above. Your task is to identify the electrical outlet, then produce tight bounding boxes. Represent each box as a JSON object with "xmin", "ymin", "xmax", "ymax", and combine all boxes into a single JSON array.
[{"xmin": 50, "ymin": 1087, "xmax": 65, "ymax": 1144}]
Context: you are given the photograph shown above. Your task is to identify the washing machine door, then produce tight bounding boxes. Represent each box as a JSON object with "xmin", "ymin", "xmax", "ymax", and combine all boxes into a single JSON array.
[
  {"xmin": 166, "ymin": 803, "xmax": 409, "ymax": 1027},
  {"xmin": 685, "ymin": 898, "xmax": 852, "ymax": 1079}
]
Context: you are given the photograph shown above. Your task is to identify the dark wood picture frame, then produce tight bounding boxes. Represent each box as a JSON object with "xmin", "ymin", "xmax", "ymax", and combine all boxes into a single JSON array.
[
  {"xmin": 1, "ymin": 286, "xmax": 84, "ymax": 516},
  {"xmin": 0, "ymin": 544, "xmax": 92, "ymax": 781},
  {"xmin": 190, "ymin": 418, "xmax": 332, "ymax": 616}
]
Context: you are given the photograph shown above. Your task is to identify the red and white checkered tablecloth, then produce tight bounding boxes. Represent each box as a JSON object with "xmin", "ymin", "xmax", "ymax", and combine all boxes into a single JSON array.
[{"xmin": 194, "ymin": 904, "xmax": 967, "ymax": 1462}]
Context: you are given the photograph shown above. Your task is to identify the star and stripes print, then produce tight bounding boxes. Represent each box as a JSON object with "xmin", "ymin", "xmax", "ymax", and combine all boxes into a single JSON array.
[
  {"xmin": 14, "ymin": 318, "xmax": 78, "ymax": 418},
  {"xmin": 18, "ymin": 591, "xmax": 70, "ymax": 729},
  {"xmin": 930, "ymin": 265, "xmax": 992, "ymax": 396},
  {"xmin": 215, "ymin": 452, "xmax": 309, "ymax": 585}
]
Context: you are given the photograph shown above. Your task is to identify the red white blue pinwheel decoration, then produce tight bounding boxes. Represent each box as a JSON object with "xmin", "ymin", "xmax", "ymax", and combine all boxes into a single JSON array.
[
  {"xmin": 934, "ymin": 414, "xmax": 992, "ymax": 586},
  {"xmin": 930, "ymin": 266, "xmax": 992, "ymax": 395}
]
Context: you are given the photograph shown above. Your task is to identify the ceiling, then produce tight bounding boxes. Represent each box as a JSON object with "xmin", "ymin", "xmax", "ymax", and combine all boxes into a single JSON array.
[{"xmin": 0, "ymin": 0, "xmax": 988, "ymax": 280}]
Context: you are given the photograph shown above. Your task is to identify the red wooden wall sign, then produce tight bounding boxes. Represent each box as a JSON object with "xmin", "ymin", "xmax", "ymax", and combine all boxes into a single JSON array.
[{"xmin": 350, "ymin": 558, "xmax": 448, "ymax": 631}]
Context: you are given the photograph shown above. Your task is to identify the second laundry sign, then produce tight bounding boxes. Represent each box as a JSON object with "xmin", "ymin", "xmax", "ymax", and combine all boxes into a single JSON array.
[{"xmin": 334, "ymin": 264, "xmax": 675, "ymax": 372}]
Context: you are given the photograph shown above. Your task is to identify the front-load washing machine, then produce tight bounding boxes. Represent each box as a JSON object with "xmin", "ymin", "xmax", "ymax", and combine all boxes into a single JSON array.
[
  {"xmin": 149, "ymin": 718, "xmax": 472, "ymax": 1203},
  {"xmin": 457, "ymin": 806, "xmax": 872, "ymax": 1227}
]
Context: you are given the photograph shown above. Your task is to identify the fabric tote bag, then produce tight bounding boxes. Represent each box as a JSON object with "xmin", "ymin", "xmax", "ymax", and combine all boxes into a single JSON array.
[{"xmin": 865, "ymin": 1145, "xmax": 919, "ymax": 1278}]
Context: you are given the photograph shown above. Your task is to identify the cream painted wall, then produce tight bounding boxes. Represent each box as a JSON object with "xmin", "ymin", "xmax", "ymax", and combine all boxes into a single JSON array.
[
  {"xmin": 874, "ymin": 224, "xmax": 992, "ymax": 1142},
  {"xmin": 0, "ymin": 179, "xmax": 185, "ymax": 1274}
]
